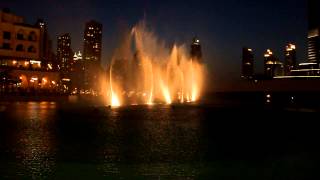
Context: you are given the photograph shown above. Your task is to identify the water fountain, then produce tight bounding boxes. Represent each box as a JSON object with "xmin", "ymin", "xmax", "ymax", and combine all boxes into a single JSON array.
[{"xmin": 103, "ymin": 21, "xmax": 205, "ymax": 106}]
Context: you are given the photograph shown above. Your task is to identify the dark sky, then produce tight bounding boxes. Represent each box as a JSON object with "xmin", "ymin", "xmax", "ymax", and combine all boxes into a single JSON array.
[{"xmin": 1, "ymin": 0, "xmax": 308, "ymax": 85}]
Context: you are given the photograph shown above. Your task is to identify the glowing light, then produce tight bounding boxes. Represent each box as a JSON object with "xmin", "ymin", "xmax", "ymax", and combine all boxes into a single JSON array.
[
  {"xmin": 286, "ymin": 43, "xmax": 296, "ymax": 51},
  {"xmin": 264, "ymin": 49, "xmax": 273, "ymax": 57},
  {"xmin": 30, "ymin": 60, "xmax": 41, "ymax": 64},
  {"xmin": 62, "ymin": 78, "xmax": 71, "ymax": 82},
  {"xmin": 299, "ymin": 62, "xmax": 317, "ymax": 66},
  {"xmin": 111, "ymin": 91, "xmax": 120, "ymax": 107},
  {"xmin": 101, "ymin": 21, "xmax": 205, "ymax": 106},
  {"xmin": 161, "ymin": 86, "xmax": 172, "ymax": 104},
  {"xmin": 109, "ymin": 63, "xmax": 121, "ymax": 107},
  {"xmin": 42, "ymin": 78, "xmax": 47, "ymax": 84},
  {"xmin": 274, "ymin": 76, "xmax": 320, "ymax": 78},
  {"xmin": 291, "ymin": 69, "xmax": 320, "ymax": 72}
]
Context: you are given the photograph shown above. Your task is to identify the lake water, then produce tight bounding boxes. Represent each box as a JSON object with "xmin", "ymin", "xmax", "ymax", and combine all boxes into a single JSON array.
[{"xmin": 0, "ymin": 96, "xmax": 318, "ymax": 179}]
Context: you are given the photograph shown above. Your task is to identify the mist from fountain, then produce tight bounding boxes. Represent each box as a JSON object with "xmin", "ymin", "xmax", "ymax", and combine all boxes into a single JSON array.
[{"xmin": 103, "ymin": 21, "xmax": 205, "ymax": 107}]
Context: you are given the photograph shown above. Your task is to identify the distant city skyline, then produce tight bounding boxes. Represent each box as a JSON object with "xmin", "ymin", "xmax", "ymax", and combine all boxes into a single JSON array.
[{"xmin": 0, "ymin": 0, "xmax": 311, "ymax": 87}]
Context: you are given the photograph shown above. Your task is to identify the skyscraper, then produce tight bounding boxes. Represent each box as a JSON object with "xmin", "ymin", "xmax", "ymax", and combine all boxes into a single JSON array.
[
  {"xmin": 57, "ymin": 33, "xmax": 72, "ymax": 74},
  {"xmin": 308, "ymin": 0, "xmax": 320, "ymax": 63},
  {"xmin": 70, "ymin": 51, "xmax": 84, "ymax": 92},
  {"xmin": 35, "ymin": 19, "xmax": 54, "ymax": 70},
  {"xmin": 190, "ymin": 37, "xmax": 202, "ymax": 62},
  {"xmin": 241, "ymin": 47, "xmax": 254, "ymax": 79},
  {"xmin": 308, "ymin": 28, "xmax": 320, "ymax": 64},
  {"xmin": 83, "ymin": 20, "xmax": 102, "ymax": 90},
  {"xmin": 284, "ymin": 43, "xmax": 297, "ymax": 75},
  {"xmin": 264, "ymin": 49, "xmax": 283, "ymax": 77}
]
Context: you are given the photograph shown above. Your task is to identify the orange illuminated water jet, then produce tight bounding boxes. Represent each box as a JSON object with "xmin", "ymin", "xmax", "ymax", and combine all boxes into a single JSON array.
[
  {"xmin": 103, "ymin": 21, "xmax": 205, "ymax": 106},
  {"xmin": 109, "ymin": 64, "xmax": 121, "ymax": 107}
]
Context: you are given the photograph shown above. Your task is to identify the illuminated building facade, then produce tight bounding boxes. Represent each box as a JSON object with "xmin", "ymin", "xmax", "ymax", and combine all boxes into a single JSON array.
[
  {"xmin": 284, "ymin": 43, "xmax": 297, "ymax": 75},
  {"xmin": 0, "ymin": 9, "xmax": 40, "ymax": 68},
  {"xmin": 241, "ymin": 47, "xmax": 254, "ymax": 79},
  {"xmin": 57, "ymin": 33, "xmax": 72, "ymax": 74},
  {"xmin": 70, "ymin": 51, "xmax": 85, "ymax": 92},
  {"xmin": 308, "ymin": 28, "xmax": 320, "ymax": 64},
  {"xmin": 83, "ymin": 20, "xmax": 102, "ymax": 90},
  {"xmin": 264, "ymin": 49, "xmax": 283, "ymax": 77},
  {"xmin": 190, "ymin": 37, "xmax": 202, "ymax": 62},
  {"xmin": 308, "ymin": 0, "xmax": 320, "ymax": 64},
  {"xmin": 0, "ymin": 9, "xmax": 59, "ymax": 92}
]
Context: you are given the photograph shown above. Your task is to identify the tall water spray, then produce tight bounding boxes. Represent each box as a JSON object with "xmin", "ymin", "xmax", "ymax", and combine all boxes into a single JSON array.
[{"xmin": 105, "ymin": 21, "xmax": 205, "ymax": 106}]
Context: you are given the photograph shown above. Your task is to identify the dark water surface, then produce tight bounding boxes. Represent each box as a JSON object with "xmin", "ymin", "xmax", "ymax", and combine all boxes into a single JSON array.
[{"xmin": 0, "ymin": 98, "xmax": 318, "ymax": 179}]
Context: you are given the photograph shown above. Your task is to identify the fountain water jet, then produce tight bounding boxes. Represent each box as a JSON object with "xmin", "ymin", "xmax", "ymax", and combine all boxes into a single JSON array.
[
  {"xmin": 104, "ymin": 21, "xmax": 205, "ymax": 106},
  {"xmin": 109, "ymin": 64, "xmax": 121, "ymax": 107}
]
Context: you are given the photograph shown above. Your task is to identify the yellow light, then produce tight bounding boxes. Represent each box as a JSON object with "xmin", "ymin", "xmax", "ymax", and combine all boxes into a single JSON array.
[
  {"xmin": 62, "ymin": 78, "xmax": 71, "ymax": 82},
  {"xmin": 30, "ymin": 60, "xmax": 41, "ymax": 64},
  {"xmin": 291, "ymin": 45, "xmax": 296, "ymax": 49},
  {"xmin": 111, "ymin": 91, "xmax": 120, "ymax": 107},
  {"xmin": 42, "ymin": 78, "xmax": 47, "ymax": 84},
  {"xmin": 162, "ymin": 86, "xmax": 172, "ymax": 104}
]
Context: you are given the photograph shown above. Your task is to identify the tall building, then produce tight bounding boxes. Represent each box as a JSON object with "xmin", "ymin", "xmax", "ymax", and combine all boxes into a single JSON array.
[
  {"xmin": 83, "ymin": 20, "xmax": 102, "ymax": 90},
  {"xmin": 284, "ymin": 43, "xmax": 297, "ymax": 75},
  {"xmin": 264, "ymin": 49, "xmax": 283, "ymax": 77},
  {"xmin": 35, "ymin": 19, "xmax": 55, "ymax": 70},
  {"xmin": 308, "ymin": 28, "xmax": 320, "ymax": 63},
  {"xmin": 69, "ymin": 51, "xmax": 84, "ymax": 92},
  {"xmin": 190, "ymin": 37, "xmax": 202, "ymax": 62},
  {"xmin": 308, "ymin": 0, "xmax": 320, "ymax": 63},
  {"xmin": 57, "ymin": 33, "xmax": 72, "ymax": 74},
  {"xmin": 241, "ymin": 47, "xmax": 254, "ymax": 79}
]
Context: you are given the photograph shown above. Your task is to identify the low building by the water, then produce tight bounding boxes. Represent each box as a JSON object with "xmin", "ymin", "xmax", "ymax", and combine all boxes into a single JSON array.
[{"xmin": 0, "ymin": 9, "xmax": 60, "ymax": 94}]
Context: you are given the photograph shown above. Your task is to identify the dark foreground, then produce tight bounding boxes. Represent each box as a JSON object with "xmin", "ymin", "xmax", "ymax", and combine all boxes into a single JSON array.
[{"xmin": 0, "ymin": 94, "xmax": 319, "ymax": 179}]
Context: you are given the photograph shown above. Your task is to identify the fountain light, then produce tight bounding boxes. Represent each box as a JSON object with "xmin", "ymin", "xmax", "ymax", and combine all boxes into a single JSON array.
[{"xmin": 103, "ymin": 21, "xmax": 205, "ymax": 106}]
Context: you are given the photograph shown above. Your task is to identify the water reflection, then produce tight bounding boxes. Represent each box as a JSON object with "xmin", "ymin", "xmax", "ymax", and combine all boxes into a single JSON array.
[
  {"xmin": 99, "ymin": 105, "xmax": 204, "ymax": 179},
  {"xmin": 9, "ymin": 102, "xmax": 57, "ymax": 179}
]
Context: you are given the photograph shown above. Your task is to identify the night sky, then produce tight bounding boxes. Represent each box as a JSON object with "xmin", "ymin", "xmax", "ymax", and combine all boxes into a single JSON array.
[{"xmin": 1, "ymin": 0, "xmax": 308, "ymax": 87}]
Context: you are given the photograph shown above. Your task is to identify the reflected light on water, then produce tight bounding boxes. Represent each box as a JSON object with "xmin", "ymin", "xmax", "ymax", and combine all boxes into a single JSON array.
[
  {"xmin": 11, "ymin": 102, "xmax": 57, "ymax": 179},
  {"xmin": 99, "ymin": 105, "xmax": 203, "ymax": 178}
]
